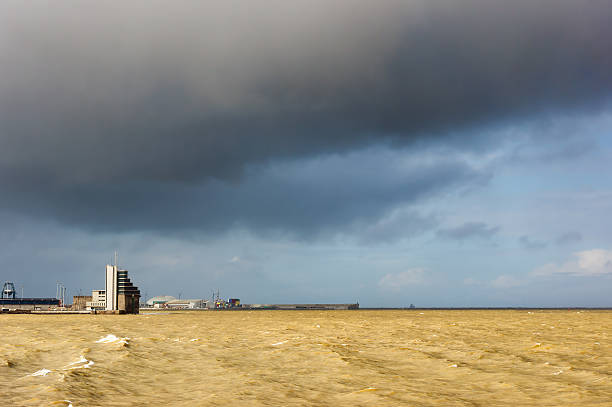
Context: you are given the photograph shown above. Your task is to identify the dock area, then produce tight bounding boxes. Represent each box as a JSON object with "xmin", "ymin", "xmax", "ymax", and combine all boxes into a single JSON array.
[
  {"xmin": 140, "ymin": 303, "xmax": 360, "ymax": 311},
  {"xmin": 247, "ymin": 303, "xmax": 359, "ymax": 310}
]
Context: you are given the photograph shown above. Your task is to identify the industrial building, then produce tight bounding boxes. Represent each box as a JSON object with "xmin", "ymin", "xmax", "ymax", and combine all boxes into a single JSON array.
[
  {"xmin": 146, "ymin": 295, "xmax": 176, "ymax": 307},
  {"xmin": 166, "ymin": 299, "xmax": 204, "ymax": 309},
  {"xmin": 85, "ymin": 263, "xmax": 140, "ymax": 314},
  {"xmin": 72, "ymin": 295, "xmax": 91, "ymax": 311},
  {"xmin": 1, "ymin": 281, "xmax": 60, "ymax": 311},
  {"xmin": 145, "ymin": 296, "xmax": 205, "ymax": 309},
  {"xmin": 143, "ymin": 294, "xmax": 242, "ymax": 309}
]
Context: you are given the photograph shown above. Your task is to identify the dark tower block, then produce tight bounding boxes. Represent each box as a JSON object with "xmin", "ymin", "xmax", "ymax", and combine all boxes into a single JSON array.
[{"xmin": 116, "ymin": 269, "xmax": 140, "ymax": 314}]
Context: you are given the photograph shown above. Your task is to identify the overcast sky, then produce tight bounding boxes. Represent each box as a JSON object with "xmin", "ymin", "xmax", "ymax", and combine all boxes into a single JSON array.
[{"xmin": 1, "ymin": 1, "xmax": 611, "ymax": 306}]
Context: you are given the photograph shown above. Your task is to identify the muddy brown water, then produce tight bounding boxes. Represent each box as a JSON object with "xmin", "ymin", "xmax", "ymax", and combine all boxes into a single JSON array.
[{"xmin": 1, "ymin": 310, "xmax": 611, "ymax": 406}]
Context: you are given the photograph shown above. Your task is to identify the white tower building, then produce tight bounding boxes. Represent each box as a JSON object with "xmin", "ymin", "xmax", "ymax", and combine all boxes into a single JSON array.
[{"xmin": 105, "ymin": 264, "xmax": 118, "ymax": 311}]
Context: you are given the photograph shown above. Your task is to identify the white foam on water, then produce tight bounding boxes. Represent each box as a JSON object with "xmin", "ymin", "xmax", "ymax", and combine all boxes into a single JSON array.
[
  {"xmin": 190, "ymin": 338, "xmax": 199, "ymax": 342},
  {"xmin": 271, "ymin": 340, "xmax": 288, "ymax": 346},
  {"xmin": 96, "ymin": 334, "xmax": 129, "ymax": 345},
  {"xmin": 65, "ymin": 355, "xmax": 95, "ymax": 370},
  {"xmin": 67, "ymin": 355, "xmax": 88, "ymax": 366},
  {"xmin": 96, "ymin": 334, "xmax": 120, "ymax": 343},
  {"xmin": 31, "ymin": 368, "xmax": 52, "ymax": 376},
  {"xmin": 71, "ymin": 361, "xmax": 94, "ymax": 370}
]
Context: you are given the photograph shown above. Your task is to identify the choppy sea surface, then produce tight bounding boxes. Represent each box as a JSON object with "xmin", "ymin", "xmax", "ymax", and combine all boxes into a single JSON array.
[{"xmin": 1, "ymin": 310, "xmax": 611, "ymax": 406}]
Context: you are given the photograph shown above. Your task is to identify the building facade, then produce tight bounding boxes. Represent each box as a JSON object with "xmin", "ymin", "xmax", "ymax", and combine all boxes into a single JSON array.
[
  {"xmin": 85, "ymin": 264, "xmax": 140, "ymax": 313},
  {"xmin": 73, "ymin": 295, "xmax": 92, "ymax": 311},
  {"xmin": 165, "ymin": 299, "xmax": 204, "ymax": 309},
  {"xmin": 0, "ymin": 298, "xmax": 60, "ymax": 311},
  {"xmin": 85, "ymin": 289, "xmax": 106, "ymax": 310}
]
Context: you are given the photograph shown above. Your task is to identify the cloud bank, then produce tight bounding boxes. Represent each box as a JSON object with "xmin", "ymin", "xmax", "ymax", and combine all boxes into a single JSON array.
[
  {"xmin": 1, "ymin": 0, "xmax": 611, "ymax": 236},
  {"xmin": 533, "ymin": 249, "xmax": 612, "ymax": 277}
]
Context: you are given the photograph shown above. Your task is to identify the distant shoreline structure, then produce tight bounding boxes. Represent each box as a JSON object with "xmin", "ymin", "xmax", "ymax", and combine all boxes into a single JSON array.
[
  {"xmin": 141, "ymin": 303, "xmax": 360, "ymax": 311},
  {"xmin": 359, "ymin": 307, "xmax": 612, "ymax": 310},
  {"xmin": 142, "ymin": 306, "xmax": 612, "ymax": 311},
  {"xmin": 3, "ymin": 306, "xmax": 612, "ymax": 314}
]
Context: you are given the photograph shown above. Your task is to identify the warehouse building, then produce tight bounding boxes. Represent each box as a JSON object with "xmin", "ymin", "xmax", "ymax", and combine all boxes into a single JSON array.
[
  {"xmin": 72, "ymin": 295, "xmax": 92, "ymax": 311},
  {"xmin": 145, "ymin": 295, "xmax": 176, "ymax": 307},
  {"xmin": 145, "ymin": 296, "xmax": 205, "ymax": 309},
  {"xmin": 1, "ymin": 281, "xmax": 60, "ymax": 311},
  {"xmin": 0, "ymin": 297, "xmax": 60, "ymax": 311}
]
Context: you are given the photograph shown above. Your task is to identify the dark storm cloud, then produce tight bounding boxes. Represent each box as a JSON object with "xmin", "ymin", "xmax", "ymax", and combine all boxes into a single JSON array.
[
  {"xmin": 437, "ymin": 222, "xmax": 500, "ymax": 241},
  {"xmin": 0, "ymin": 0, "xmax": 611, "ymax": 233},
  {"xmin": 0, "ymin": 148, "xmax": 482, "ymax": 238}
]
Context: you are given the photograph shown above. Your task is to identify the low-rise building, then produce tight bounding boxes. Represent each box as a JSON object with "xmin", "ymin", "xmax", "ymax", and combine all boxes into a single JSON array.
[
  {"xmin": 145, "ymin": 296, "xmax": 176, "ymax": 307},
  {"xmin": 166, "ymin": 299, "xmax": 204, "ymax": 309},
  {"xmin": 0, "ymin": 298, "xmax": 60, "ymax": 311},
  {"xmin": 73, "ymin": 295, "xmax": 92, "ymax": 311},
  {"xmin": 86, "ymin": 289, "xmax": 106, "ymax": 310}
]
